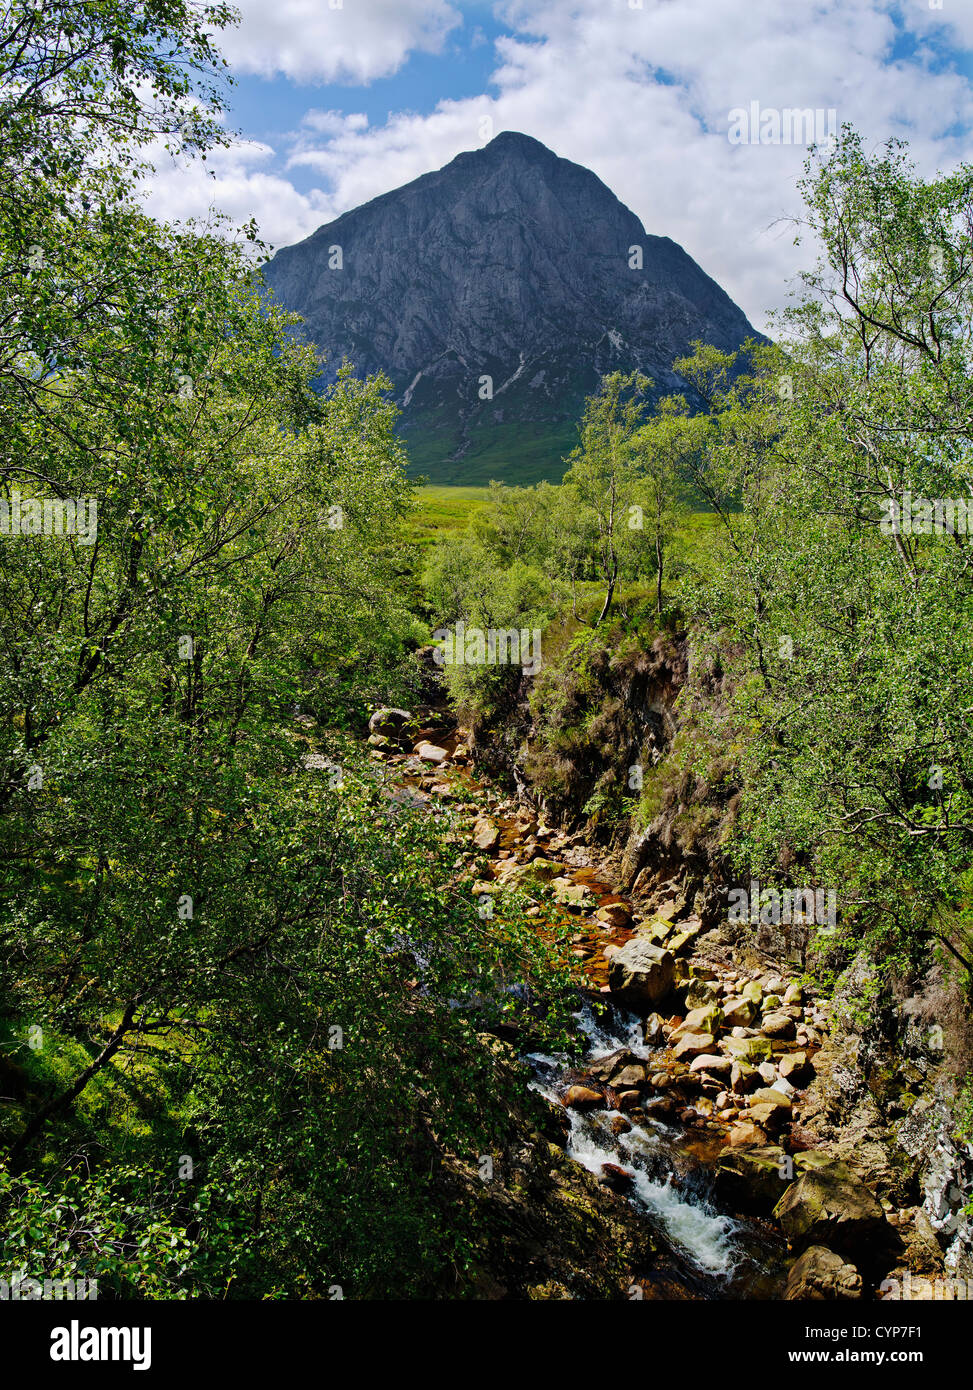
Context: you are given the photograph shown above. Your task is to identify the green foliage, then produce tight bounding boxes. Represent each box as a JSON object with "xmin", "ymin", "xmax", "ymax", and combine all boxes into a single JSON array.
[
  {"xmin": 0, "ymin": 0, "xmax": 571, "ymax": 1301},
  {"xmin": 678, "ymin": 128, "xmax": 973, "ymax": 993}
]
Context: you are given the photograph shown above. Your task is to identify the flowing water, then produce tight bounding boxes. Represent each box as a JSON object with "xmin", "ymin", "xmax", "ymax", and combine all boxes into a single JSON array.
[
  {"xmin": 528, "ymin": 997, "xmax": 788, "ymax": 1298},
  {"xmin": 370, "ymin": 728, "xmax": 789, "ymax": 1299}
]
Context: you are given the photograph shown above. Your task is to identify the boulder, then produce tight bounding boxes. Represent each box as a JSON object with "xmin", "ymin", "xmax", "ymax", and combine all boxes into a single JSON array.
[
  {"xmin": 551, "ymin": 877, "xmax": 595, "ymax": 909},
  {"xmin": 716, "ymin": 1144, "xmax": 792, "ymax": 1213},
  {"xmin": 585, "ymin": 1047, "xmax": 638, "ymax": 1083},
  {"xmin": 726, "ymin": 1121, "xmax": 769, "ymax": 1148},
  {"xmin": 673, "ymin": 1031, "xmax": 717, "ymax": 1061},
  {"xmin": 773, "ymin": 1159, "xmax": 889, "ymax": 1255},
  {"xmin": 778, "ymin": 1050, "xmax": 813, "ymax": 1086},
  {"xmin": 689, "ymin": 1053, "xmax": 734, "ymax": 1077},
  {"xmin": 414, "ymin": 741, "xmax": 449, "ymax": 764},
  {"xmin": 611, "ymin": 1064, "xmax": 649, "ymax": 1089},
  {"xmin": 723, "ymin": 1035, "xmax": 774, "ymax": 1065},
  {"xmin": 473, "ymin": 816, "xmax": 501, "ymax": 851},
  {"xmin": 723, "ymin": 996, "xmax": 758, "ymax": 1029},
  {"xmin": 368, "ymin": 706, "xmax": 412, "ymax": 736},
  {"xmin": 784, "ymin": 1245, "xmax": 862, "ymax": 1300},
  {"xmin": 562, "ymin": 1085, "xmax": 604, "ymax": 1111},
  {"xmin": 761, "ymin": 1010, "xmax": 797, "ymax": 1040},
  {"xmin": 672, "ymin": 1003, "xmax": 724, "ymax": 1037},
  {"xmin": 608, "ymin": 939, "xmax": 676, "ymax": 1010},
  {"xmin": 598, "ymin": 1162, "xmax": 635, "ymax": 1193},
  {"xmin": 595, "ymin": 901, "xmax": 632, "ymax": 928},
  {"xmin": 731, "ymin": 1060, "xmax": 761, "ymax": 1094},
  {"xmin": 643, "ymin": 1013, "xmax": 666, "ymax": 1045}
]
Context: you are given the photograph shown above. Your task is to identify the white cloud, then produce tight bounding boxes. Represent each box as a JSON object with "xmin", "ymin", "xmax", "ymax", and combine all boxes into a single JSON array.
[
  {"xmin": 148, "ymin": 0, "xmax": 973, "ymax": 331},
  {"xmin": 141, "ymin": 140, "xmax": 333, "ymax": 251},
  {"xmin": 219, "ymin": 0, "xmax": 462, "ymax": 83}
]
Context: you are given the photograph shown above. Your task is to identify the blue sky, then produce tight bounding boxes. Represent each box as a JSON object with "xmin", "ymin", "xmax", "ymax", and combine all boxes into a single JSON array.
[{"xmin": 144, "ymin": 0, "xmax": 973, "ymax": 332}]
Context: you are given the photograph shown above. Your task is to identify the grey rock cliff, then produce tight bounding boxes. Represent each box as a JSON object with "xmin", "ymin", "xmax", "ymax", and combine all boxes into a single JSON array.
[{"xmin": 262, "ymin": 131, "xmax": 760, "ymax": 482}]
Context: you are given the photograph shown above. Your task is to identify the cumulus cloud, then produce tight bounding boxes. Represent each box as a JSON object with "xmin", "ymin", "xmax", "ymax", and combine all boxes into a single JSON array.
[
  {"xmin": 148, "ymin": 0, "xmax": 973, "ymax": 330},
  {"xmin": 219, "ymin": 0, "xmax": 462, "ymax": 83}
]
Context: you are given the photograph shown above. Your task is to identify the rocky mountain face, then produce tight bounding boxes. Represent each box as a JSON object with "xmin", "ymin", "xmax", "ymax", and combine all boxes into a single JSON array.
[{"xmin": 262, "ymin": 131, "xmax": 760, "ymax": 484}]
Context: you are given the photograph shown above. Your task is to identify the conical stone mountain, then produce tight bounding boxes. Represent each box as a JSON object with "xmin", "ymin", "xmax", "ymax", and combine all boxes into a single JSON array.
[{"xmin": 262, "ymin": 131, "xmax": 760, "ymax": 483}]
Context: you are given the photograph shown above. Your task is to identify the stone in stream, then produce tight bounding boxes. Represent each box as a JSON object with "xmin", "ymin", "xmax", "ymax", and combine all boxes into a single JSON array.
[
  {"xmin": 784, "ymin": 1245, "xmax": 862, "ymax": 1300},
  {"xmin": 671, "ymin": 1003, "xmax": 724, "ymax": 1039},
  {"xmin": 472, "ymin": 816, "xmax": 500, "ymax": 851},
  {"xmin": 688, "ymin": 1053, "xmax": 733, "ymax": 1077},
  {"xmin": 731, "ymin": 1060, "xmax": 760, "ymax": 1094},
  {"xmin": 551, "ymin": 876, "xmax": 595, "ymax": 909},
  {"xmin": 715, "ymin": 1144, "xmax": 791, "ymax": 1212},
  {"xmin": 368, "ymin": 706, "xmax": 412, "ymax": 736},
  {"xmin": 598, "ymin": 1162, "xmax": 635, "ymax": 1193},
  {"xmin": 562, "ymin": 1085, "xmax": 605, "ymax": 1111},
  {"xmin": 773, "ymin": 1158, "xmax": 889, "ymax": 1255},
  {"xmin": 778, "ymin": 1050, "xmax": 814, "ymax": 1086},
  {"xmin": 594, "ymin": 901, "xmax": 632, "ymax": 928},
  {"xmin": 672, "ymin": 1031, "xmax": 717, "ymax": 1061},
  {"xmin": 607, "ymin": 939, "xmax": 676, "ymax": 1009},
  {"xmin": 725, "ymin": 1121, "xmax": 770, "ymax": 1148},
  {"xmin": 722, "ymin": 995, "xmax": 758, "ymax": 1029},
  {"xmin": 585, "ymin": 1047, "xmax": 638, "ymax": 1083},
  {"xmin": 414, "ymin": 741, "xmax": 450, "ymax": 764},
  {"xmin": 610, "ymin": 1064, "xmax": 648, "ymax": 1089},
  {"xmin": 723, "ymin": 1035, "xmax": 774, "ymax": 1065},
  {"xmin": 761, "ymin": 1010, "xmax": 797, "ymax": 1040},
  {"xmin": 643, "ymin": 1012, "xmax": 666, "ymax": 1045}
]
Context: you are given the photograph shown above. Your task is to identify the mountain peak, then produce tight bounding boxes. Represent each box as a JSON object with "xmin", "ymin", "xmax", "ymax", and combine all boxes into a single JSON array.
[{"xmin": 263, "ymin": 140, "xmax": 758, "ymax": 484}]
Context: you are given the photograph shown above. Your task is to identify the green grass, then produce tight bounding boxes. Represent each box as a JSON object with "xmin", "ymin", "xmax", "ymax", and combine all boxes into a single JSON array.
[{"xmin": 406, "ymin": 485, "xmax": 492, "ymax": 547}]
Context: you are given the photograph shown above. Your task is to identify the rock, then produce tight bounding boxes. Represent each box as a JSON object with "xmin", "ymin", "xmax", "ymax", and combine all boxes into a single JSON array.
[
  {"xmin": 731, "ymin": 1060, "xmax": 760, "ymax": 1094},
  {"xmin": 784, "ymin": 1245, "xmax": 862, "ymax": 1300},
  {"xmin": 689, "ymin": 1053, "xmax": 734, "ymax": 1076},
  {"xmin": 616, "ymin": 1089, "xmax": 643, "ymax": 1112},
  {"xmin": 723, "ymin": 1035, "xmax": 774, "ymax": 1065},
  {"xmin": 609, "ymin": 1115, "xmax": 632, "ymax": 1136},
  {"xmin": 610, "ymin": 1064, "xmax": 648, "ymax": 1089},
  {"xmin": 551, "ymin": 877, "xmax": 595, "ymax": 909},
  {"xmin": 783, "ymin": 983, "xmax": 804, "ymax": 1005},
  {"xmin": 716, "ymin": 1144, "xmax": 792, "ymax": 1212},
  {"xmin": 672, "ymin": 1003, "xmax": 724, "ymax": 1037},
  {"xmin": 525, "ymin": 857, "xmax": 563, "ymax": 881},
  {"xmin": 748, "ymin": 1086, "xmax": 793, "ymax": 1132},
  {"xmin": 888, "ymin": 1208, "xmax": 944, "ymax": 1275},
  {"xmin": 761, "ymin": 1011, "xmax": 797, "ymax": 1040},
  {"xmin": 414, "ymin": 741, "xmax": 449, "ymax": 764},
  {"xmin": 595, "ymin": 902, "xmax": 632, "ymax": 928},
  {"xmin": 368, "ymin": 706, "xmax": 412, "ymax": 736},
  {"xmin": 643, "ymin": 1013, "xmax": 666, "ymax": 1045},
  {"xmin": 685, "ymin": 978, "xmax": 722, "ymax": 1009},
  {"xmin": 585, "ymin": 1048, "xmax": 638, "ymax": 1083},
  {"xmin": 563, "ymin": 1085, "xmax": 604, "ymax": 1111},
  {"xmin": 757, "ymin": 1062, "xmax": 778, "ymax": 1085},
  {"xmin": 726, "ymin": 1121, "xmax": 770, "ymax": 1148},
  {"xmin": 598, "ymin": 1162, "xmax": 635, "ymax": 1193},
  {"xmin": 673, "ymin": 1031, "xmax": 717, "ymax": 1060},
  {"xmin": 778, "ymin": 1051, "xmax": 814, "ymax": 1086},
  {"xmin": 773, "ymin": 1159, "xmax": 889, "ymax": 1255},
  {"xmin": 608, "ymin": 939, "xmax": 676, "ymax": 1010},
  {"xmin": 472, "ymin": 816, "xmax": 501, "ymax": 851},
  {"xmin": 722, "ymin": 996, "xmax": 758, "ymax": 1029}
]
